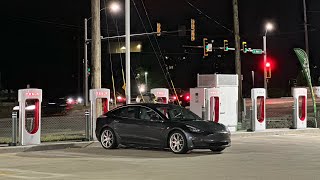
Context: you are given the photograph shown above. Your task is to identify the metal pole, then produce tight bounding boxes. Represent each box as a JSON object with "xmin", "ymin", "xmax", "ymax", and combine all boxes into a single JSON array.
[
  {"xmin": 303, "ymin": 0, "xmax": 310, "ymax": 57},
  {"xmin": 145, "ymin": 72, "xmax": 148, "ymax": 91},
  {"xmin": 125, "ymin": 0, "xmax": 131, "ymax": 104},
  {"xmin": 263, "ymin": 35, "xmax": 267, "ymax": 96},
  {"xmin": 9, "ymin": 111, "xmax": 18, "ymax": 146},
  {"xmin": 84, "ymin": 18, "xmax": 89, "ymax": 107},
  {"xmin": 85, "ymin": 110, "xmax": 90, "ymax": 141},
  {"xmin": 251, "ymin": 71, "xmax": 255, "ymax": 88},
  {"xmin": 232, "ymin": 0, "xmax": 243, "ymax": 123}
]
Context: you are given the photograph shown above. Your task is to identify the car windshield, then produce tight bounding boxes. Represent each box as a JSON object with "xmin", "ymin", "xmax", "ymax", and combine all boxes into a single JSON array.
[{"xmin": 156, "ymin": 106, "xmax": 202, "ymax": 121}]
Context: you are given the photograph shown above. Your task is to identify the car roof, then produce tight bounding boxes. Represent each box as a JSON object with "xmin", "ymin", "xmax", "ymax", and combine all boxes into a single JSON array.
[{"xmin": 110, "ymin": 103, "xmax": 180, "ymax": 112}]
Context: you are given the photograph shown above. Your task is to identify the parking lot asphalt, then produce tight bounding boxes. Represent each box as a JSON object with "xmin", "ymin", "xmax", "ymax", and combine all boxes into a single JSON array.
[{"xmin": 0, "ymin": 133, "xmax": 319, "ymax": 180}]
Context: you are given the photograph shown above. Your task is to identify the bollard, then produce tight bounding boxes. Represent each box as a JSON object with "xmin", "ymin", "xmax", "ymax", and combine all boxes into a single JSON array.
[
  {"xmin": 9, "ymin": 112, "xmax": 18, "ymax": 146},
  {"xmin": 201, "ymin": 106, "xmax": 206, "ymax": 120},
  {"xmin": 85, "ymin": 110, "xmax": 90, "ymax": 141}
]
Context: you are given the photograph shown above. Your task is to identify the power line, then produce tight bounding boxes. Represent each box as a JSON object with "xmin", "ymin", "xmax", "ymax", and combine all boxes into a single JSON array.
[{"xmin": 185, "ymin": 0, "xmax": 234, "ymax": 34}]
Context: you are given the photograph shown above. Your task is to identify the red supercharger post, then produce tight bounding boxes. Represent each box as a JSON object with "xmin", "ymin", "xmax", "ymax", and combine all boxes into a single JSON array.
[
  {"xmin": 89, "ymin": 88, "xmax": 110, "ymax": 140},
  {"xmin": 151, "ymin": 88, "xmax": 169, "ymax": 104},
  {"xmin": 18, "ymin": 89, "xmax": 42, "ymax": 145},
  {"xmin": 292, "ymin": 88, "xmax": 307, "ymax": 129},
  {"xmin": 250, "ymin": 88, "xmax": 266, "ymax": 131},
  {"xmin": 205, "ymin": 88, "xmax": 220, "ymax": 123}
]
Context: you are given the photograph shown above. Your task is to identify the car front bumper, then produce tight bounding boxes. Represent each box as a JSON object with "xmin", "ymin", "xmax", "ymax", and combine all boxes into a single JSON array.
[{"xmin": 186, "ymin": 131, "xmax": 231, "ymax": 149}]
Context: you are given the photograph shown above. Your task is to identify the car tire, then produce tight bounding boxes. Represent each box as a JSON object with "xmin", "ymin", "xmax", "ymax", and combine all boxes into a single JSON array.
[
  {"xmin": 168, "ymin": 131, "xmax": 188, "ymax": 154},
  {"xmin": 100, "ymin": 127, "xmax": 118, "ymax": 149},
  {"xmin": 209, "ymin": 147, "xmax": 225, "ymax": 152}
]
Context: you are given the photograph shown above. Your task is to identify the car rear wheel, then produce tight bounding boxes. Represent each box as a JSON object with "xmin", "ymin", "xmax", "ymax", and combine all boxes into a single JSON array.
[
  {"xmin": 209, "ymin": 147, "xmax": 225, "ymax": 152},
  {"xmin": 100, "ymin": 128, "xmax": 118, "ymax": 149},
  {"xmin": 169, "ymin": 131, "xmax": 188, "ymax": 154}
]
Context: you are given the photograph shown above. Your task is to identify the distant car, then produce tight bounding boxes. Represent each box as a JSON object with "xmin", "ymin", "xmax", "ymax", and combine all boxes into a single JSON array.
[
  {"xmin": 110, "ymin": 92, "xmax": 126, "ymax": 104},
  {"xmin": 95, "ymin": 103, "xmax": 231, "ymax": 154},
  {"xmin": 169, "ymin": 90, "xmax": 190, "ymax": 107}
]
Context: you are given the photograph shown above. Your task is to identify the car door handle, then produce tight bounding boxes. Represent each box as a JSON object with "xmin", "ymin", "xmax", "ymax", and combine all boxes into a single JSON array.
[{"xmin": 114, "ymin": 120, "xmax": 119, "ymax": 123}]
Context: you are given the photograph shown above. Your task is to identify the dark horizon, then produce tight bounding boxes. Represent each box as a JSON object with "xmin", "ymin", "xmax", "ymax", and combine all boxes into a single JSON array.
[{"xmin": 1, "ymin": 0, "xmax": 319, "ymax": 98}]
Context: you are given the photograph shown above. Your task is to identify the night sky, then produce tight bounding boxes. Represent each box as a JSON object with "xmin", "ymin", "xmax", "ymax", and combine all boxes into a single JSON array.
[{"xmin": 1, "ymin": 0, "xmax": 320, "ymax": 98}]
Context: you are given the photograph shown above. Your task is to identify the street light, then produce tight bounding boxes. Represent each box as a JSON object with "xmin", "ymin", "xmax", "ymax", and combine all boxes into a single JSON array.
[
  {"xmin": 109, "ymin": 2, "xmax": 121, "ymax": 13},
  {"xmin": 144, "ymin": 72, "xmax": 148, "ymax": 91},
  {"xmin": 263, "ymin": 22, "xmax": 274, "ymax": 96}
]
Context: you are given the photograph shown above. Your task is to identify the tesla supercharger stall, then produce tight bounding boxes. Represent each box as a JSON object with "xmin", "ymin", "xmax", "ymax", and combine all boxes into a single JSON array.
[
  {"xmin": 251, "ymin": 88, "xmax": 266, "ymax": 131},
  {"xmin": 151, "ymin": 88, "xmax": 169, "ymax": 104},
  {"xmin": 190, "ymin": 88, "xmax": 221, "ymax": 123},
  {"xmin": 292, "ymin": 88, "xmax": 307, "ymax": 129},
  {"xmin": 205, "ymin": 88, "xmax": 220, "ymax": 122},
  {"xmin": 89, "ymin": 88, "xmax": 110, "ymax": 140},
  {"xmin": 18, "ymin": 89, "xmax": 42, "ymax": 145}
]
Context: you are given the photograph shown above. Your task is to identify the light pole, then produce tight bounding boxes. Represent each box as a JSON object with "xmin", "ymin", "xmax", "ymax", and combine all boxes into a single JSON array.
[
  {"xmin": 125, "ymin": 0, "xmax": 131, "ymax": 104},
  {"xmin": 144, "ymin": 72, "xmax": 148, "ymax": 91},
  {"xmin": 263, "ymin": 22, "xmax": 274, "ymax": 96}
]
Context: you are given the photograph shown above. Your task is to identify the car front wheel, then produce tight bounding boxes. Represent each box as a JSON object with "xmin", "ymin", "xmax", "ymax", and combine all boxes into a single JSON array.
[
  {"xmin": 100, "ymin": 128, "xmax": 118, "ymax": 149},
  {"xmin": 169, "ymin": 131, "xmax": 188, "ymax": 154}
]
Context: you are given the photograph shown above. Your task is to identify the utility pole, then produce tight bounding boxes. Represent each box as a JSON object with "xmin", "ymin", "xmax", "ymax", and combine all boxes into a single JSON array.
[
  {"xmin": 233, "ymin": 0, "xmax": 243, "ymax": 123},
  {"xmin": 125, "ymin": 0, "xmax": 131, "ymax": 104},
  {"xmin": 303, "ymin": 0, "xmax": 309, "ymax": 57},
  {"xmin": 91, "ymin": 0, "xmax": 102, "ymax": 113},
  {"xmin": 84, "ymin": 18, "xmax": 89, "ymax": 106}
]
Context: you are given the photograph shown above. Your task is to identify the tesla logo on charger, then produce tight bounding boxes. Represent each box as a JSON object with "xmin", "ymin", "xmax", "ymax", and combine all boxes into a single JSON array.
[
  {"xmin": 209, "ymin": 91, "xmax": 219, "ymax": 96},
  {"xmin": 25, "ymin": 92, "xmax": 40, "ymax": 97},
  {"xmin": 156, "ymin": 92, "xmax": 166, "ymax": 96},
  {"xmin": 96, "ymin": 92, "xmax": 108, "ymax": 97}
]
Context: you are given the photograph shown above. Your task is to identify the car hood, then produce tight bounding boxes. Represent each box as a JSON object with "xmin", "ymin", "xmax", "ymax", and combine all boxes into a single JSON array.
[{"xmin": 181, "ymin": 120, "xmax": 227, "ymax": 132}]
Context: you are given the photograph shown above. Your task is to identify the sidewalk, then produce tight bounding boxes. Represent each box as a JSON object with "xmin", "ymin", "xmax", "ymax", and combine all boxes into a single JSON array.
[
  {"xmin": 232, "ymin": 128, "xmax": 320, "ymax": 137},
  {"xmin": 0, "ymin": 128, "xmax": 319, "ymax": 153}
]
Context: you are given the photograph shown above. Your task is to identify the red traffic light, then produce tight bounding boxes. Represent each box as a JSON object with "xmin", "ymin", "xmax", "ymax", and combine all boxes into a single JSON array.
[{"xmin": 265, "ymin": 62, "xmax": 271, "ymax": 68}]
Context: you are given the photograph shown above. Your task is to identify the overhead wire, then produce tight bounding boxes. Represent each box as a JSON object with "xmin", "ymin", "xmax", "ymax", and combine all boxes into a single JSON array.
[
  {"xmin": 185, "ymin": 0, "xmax": 234, "ymax": 34},
  {"xmin": 137, "ymin": 0, "xmax": 181, "ymax": 105}
]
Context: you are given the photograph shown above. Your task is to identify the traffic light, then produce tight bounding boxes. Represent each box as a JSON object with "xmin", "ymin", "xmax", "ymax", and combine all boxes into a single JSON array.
[
  {"xmin": 203, "ymin": 38, "xmax": 208, "ymax": 57},
  {"xmin": 87, "ymin": 67, "xmax": 91, "ymax": 76},
  {"xmin": 157, "ymin": 22, "xmax": 161, "ymax": 36},
  {"xmin": 191, "ymin": 19, "xmax": 195, "ymax": 41},
  {"xmin": 224, "ymin": 40, "xmax": 229, "ymax": 51},
  {"xmin": 242, "ymin": 42, "xmax": 248, "ymax": 53},
  {"xmin": 266, "ymin": 62, "xmax": 271, "ymax": 78}
]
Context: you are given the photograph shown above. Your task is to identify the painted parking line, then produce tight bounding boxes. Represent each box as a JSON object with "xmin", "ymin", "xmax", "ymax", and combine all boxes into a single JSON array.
[{"xmin": 0, "ymin": 168, "xmax": 70, "ymax": 179}]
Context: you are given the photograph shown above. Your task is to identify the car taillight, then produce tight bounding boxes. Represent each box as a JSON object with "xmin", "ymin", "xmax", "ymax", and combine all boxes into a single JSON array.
[
  {"xmin": 173, "ymin": 96, "xmax": 177, "ymax": 100},
  {"xmin": 185, "ymin": 95, "xmax": 190, "ymax": 100}
]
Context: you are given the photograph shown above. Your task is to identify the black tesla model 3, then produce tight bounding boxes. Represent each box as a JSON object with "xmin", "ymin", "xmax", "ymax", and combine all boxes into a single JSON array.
[{"xmin": 96, "ymin": 103, "xmax": 231, "ymax": 154}]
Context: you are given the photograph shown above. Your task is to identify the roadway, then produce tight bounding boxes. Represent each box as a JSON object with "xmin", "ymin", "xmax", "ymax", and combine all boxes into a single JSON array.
[{"xmin": 0, "ymin": 133, "xmax": 319, "ymax": 179}]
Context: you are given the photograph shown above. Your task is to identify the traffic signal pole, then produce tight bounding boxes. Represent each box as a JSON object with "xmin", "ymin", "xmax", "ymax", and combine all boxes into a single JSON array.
[{"xmin": 263, "ymin": 35, "xmax": 267, "ymax": 96}]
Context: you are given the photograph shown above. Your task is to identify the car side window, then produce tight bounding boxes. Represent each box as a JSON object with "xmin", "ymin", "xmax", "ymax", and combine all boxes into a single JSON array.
[
  {"xmin": 111, "ymin": 107, "xmax": 138, "ymax": 119},
  {"xmin": 138, "ymin": 107, "xmax": 162, "ymax": 121}
]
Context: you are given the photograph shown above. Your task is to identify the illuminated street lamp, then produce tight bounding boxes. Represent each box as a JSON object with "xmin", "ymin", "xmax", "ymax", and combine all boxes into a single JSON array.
[{"xmin": 109, "ymin": 2, "xmax": 121, "ymax": 13}]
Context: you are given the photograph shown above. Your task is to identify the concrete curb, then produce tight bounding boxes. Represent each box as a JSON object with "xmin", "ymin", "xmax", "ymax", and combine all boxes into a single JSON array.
[
  {"xmin": 231, "ymin": 128, "xmax": 320, "ymax": 138},
  {"xmin": 0, "ymin": 141, "xmax": 93, "ymax": 154}
]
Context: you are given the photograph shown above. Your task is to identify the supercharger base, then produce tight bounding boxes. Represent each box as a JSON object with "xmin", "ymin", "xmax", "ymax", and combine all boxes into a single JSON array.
[
  {"xmin": 18, "ymin": 89, "xmax": 42, "ymax": 146},
  {"xmin": 151, "ymin": 88, "xmax": 169, "ymax": 104},
  {"xmin": 89, "ymin": 88, "xmax": 110, "ymax": 141},
  {"xmin": 292, "ymin": 88, "xmax": 307, "ymax": 129}
]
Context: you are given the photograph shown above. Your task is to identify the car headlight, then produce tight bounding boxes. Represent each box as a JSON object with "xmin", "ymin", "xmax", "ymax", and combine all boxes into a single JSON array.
[
  {"xmin": 186, "ymin": 125, "xmax": 201, "ymax": 133},
  {"xmin": 225, "ymin": 127, "xmax": 231, "ymax": 135}
]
